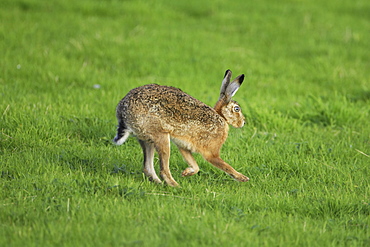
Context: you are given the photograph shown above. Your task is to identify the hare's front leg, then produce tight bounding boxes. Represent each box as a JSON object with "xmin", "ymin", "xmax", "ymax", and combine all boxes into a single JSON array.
[
  {"xmin": 153, "ymin": 133, "xmax": 179, "ymax": 187},
  {"xmin": 203, "ymin": 153, "xmax": 249, "ymax": 182},
  {"xmin": 138, "ymin": 139, "xmax": 161, "ymax": 184},
  {"xmin": 178, "ymin": 147, "xmax": 199, "ymax": 177}
]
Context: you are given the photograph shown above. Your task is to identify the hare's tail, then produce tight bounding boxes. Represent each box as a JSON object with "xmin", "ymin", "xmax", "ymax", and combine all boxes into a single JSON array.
[{"xmin": 113, "ymin": 121, "xmax": 131, "ymax": 145}]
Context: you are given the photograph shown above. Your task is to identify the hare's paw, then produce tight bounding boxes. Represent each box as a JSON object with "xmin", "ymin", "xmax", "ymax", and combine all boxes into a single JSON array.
[
  {"xmin": 149, "ymin": 177, "xmax": 162, "ymax": 184},
  {"xmin": 144, "ymin": 169, "xmax": 162, "ymax": 184},
  {"xmin": 181, "ymin": 167, "xmax": 198, "ymax": 177},
  {"xmin": 165, "ymin": 179, "xmax": 179, "ymax": 187},
  {"xmin": 160, "ymin": 172, "xmax": 180, "ymax": 187},
  {"xmin": 233, "ymin": 173, "xmax": 250, "ymax": 182}
]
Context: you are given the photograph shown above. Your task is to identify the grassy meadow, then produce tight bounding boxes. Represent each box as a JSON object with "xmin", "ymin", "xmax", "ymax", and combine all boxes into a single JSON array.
[{"xmin": 1, "ymin": 0, "xmax": 369, "ymax": 246}]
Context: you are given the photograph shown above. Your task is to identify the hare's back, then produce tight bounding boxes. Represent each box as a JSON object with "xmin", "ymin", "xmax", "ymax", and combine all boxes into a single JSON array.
[{"xmin": 121, "ymin": 84, "xmax": 223, "ymax": 124}]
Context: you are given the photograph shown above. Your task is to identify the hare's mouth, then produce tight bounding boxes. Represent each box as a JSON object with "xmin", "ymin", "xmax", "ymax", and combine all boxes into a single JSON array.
[
  {"xmin": 238, "ymin": 121, "xmax": 245, "ymax": 128},
  {"xmin": 229, "ymin": 119, "xmax": 245, "ymax": 128},
  {"xmin": 239, "ymin": 118, "xmax": 246, "ymax": 128}
]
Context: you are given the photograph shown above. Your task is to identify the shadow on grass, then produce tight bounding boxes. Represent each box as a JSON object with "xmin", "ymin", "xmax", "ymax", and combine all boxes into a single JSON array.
[{"xmin": 56, "ymin": 149, "xmax": 137, "ymax": 178}]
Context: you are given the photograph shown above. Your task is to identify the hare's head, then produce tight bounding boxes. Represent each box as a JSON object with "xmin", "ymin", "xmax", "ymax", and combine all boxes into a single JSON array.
[
  {"xmin": 215, "ymin": 70, "xmax": 245, "ymax": 128},
  {"xmin": 221, "ymin": 100, "xmax": 245, "ymax": 128}
]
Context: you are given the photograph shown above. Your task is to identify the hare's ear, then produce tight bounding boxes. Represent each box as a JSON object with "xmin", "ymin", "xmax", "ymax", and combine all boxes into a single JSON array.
[
  {"xmin": 226, "ymin": 74, "xmax": 244, "ymax": 97},
  {"xmin": 224, "ymin": 74, "xmax": 244, "ymax": 102},
  {"xmin": 219, "ymin": 69, "xmax": 232, "ymax": 100}
]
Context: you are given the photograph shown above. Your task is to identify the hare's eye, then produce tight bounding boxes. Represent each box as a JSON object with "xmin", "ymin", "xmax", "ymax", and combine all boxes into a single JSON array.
[{"xmin": 233, "ymin": 105, "xmax": 240, "ymax": 112}]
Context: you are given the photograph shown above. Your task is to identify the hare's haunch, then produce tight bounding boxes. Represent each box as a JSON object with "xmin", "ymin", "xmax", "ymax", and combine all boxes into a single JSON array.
[{"xmin": 114, "ymin": 70, "xmax": 249, "ymax": 186}]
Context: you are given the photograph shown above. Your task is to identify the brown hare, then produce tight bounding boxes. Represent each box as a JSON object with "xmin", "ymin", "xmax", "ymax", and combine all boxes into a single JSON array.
[{"xmin": 114, "ymin": 69, "xmax": 249, "ymax": 187}]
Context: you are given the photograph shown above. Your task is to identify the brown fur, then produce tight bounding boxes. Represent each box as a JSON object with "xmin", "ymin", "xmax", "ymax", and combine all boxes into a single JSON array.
[{"xmin": 114, "ymin": 70, "xmax": 249, "ymax": 186}]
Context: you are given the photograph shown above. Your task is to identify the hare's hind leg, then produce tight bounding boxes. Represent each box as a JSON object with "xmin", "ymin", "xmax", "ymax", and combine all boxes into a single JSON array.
[
  {"xmin": 138, "ymin": 139, "xmax": 161, "ymax": 184},
  {"xmin": 203, "ymin": 153, "xmax": 249, "ymax": 182},
  {"xmin": 153, "ymin": 133, "xmax": 179, "ymax": 187},
  {"xmin": 178, "ymin": 147, "xmax": 199, "ymax": 177}
]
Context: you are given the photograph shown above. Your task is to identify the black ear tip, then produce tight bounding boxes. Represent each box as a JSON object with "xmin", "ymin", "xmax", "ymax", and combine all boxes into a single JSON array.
[
  {"xmin": 239, "ymin": 74, "xmax": 245, "ymax": 83},
  {"xmin": 224, "ymin": 69, "xmax": 231, "ymax": 77}
]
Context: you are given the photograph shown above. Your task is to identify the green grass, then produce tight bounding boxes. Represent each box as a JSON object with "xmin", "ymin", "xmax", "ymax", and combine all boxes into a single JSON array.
[{"xmin": 1, "ymin": 0, "xmax": 369, "ymax": 246}]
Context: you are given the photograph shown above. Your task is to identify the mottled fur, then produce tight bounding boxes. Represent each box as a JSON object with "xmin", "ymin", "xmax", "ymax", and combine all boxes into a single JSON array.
[{"xmin": 114, "ymin": 70, "xmax": 249, "ymax": 186}]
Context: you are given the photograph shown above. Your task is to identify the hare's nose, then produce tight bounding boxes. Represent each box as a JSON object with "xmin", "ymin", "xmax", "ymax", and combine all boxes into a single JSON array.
[{"xmin": 239, "ymin": 120, "xmax": 245, "ymax": 128}]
